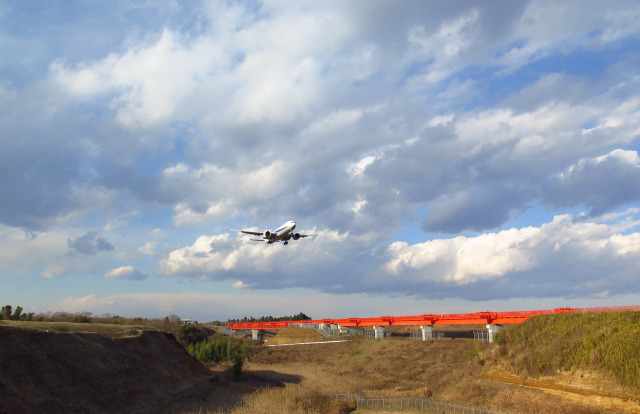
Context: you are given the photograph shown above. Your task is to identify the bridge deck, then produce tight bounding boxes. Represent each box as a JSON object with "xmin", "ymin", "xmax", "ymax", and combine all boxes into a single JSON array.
[{"xmin": 227, "ymin": 305, "xmax": 640, "ymax": 330}]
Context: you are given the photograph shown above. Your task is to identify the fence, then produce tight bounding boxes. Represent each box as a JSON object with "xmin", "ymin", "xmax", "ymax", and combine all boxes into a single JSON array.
[
  {"xmin": 364, "ymin": 330, "xmax": 392, "ymax": 339},
  {"xmin": 331, "ymin": 394, "xmax": 505, "ymax": 413},
  {"xmin": 410, "ymin": 331, "xmax": 446, "ymax": 341},
  {"xmin": 297, "ymin": 323, "xmax": 365, "ymax": 338},
  {"xmin": 474, "ymin": 331, "xmax": 489, "ymax": 343}
]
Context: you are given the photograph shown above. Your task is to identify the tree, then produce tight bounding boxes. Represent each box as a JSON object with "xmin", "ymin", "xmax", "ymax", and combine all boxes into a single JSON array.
[
  {"xmin": 1, "ymin": 305, "xmax": 12, "ymax": 320},
  {"xmin": 162, "ymin": 314, "xmax": 182, "ymax": 338},
  {"xmin": 11, "ymin": 306, "xmax": 23, "ymax": 321}
]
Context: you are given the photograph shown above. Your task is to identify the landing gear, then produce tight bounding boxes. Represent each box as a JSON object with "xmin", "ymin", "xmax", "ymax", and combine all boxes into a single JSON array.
[{"xmin": 284, "ymin": 241, "xmax": 289, "ymax": 245}]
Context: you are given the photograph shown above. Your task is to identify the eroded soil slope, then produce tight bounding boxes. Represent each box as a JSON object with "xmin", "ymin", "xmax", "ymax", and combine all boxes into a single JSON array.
[{"xmin": 0, "ymin": 323, "xmax": 213, "ymax": 413}]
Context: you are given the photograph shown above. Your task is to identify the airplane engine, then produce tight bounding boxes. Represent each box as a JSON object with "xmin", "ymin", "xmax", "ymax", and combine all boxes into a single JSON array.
[
  {"xmin": 292, "ymin": 233, "xmax": 301, "ymax": 240},
  {"xmin": 264, "ymin": 230, "xmax": 271, "ymax": 238}
]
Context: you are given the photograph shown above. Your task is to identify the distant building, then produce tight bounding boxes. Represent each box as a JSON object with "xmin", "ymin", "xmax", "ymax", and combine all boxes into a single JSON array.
[{"xmin": 181, "ymin": 318, "xmax": 198, "ymax": 325}]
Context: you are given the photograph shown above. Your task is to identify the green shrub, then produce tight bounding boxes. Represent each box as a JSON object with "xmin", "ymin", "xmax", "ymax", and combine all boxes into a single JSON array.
[{"xmin": 187, "ymin": 337, "xmax": 249, "ymax": 366}]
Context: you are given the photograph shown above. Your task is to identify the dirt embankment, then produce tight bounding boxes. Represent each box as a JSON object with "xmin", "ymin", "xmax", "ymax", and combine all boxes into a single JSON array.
[
  {"xmin": 486, "ymin": 367, "xmax": 640, "ymax": 413},
  {"xmin": 0, "ymin": 323, "xmax": 214, "ymax": 413}
]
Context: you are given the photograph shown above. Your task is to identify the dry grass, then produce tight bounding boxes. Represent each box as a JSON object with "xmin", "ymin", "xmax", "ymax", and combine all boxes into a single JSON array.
[
  {"xmin": 492, "ymin": 311, "xmax": 640, "ymax": 391},
  {"xmin": 190, "ymin": 333, "xmax": 612, "ymax": 414},
  {"xmin": 0, "ymin": 320, "xmax": 153, "ymax": 338},
  {"xmin": 4, "ymin": 320, "xmax": 631, "ymax": 413},
  {"xmin": 263, "ymin": 328, "xmax": 327, "ymax": 345}
]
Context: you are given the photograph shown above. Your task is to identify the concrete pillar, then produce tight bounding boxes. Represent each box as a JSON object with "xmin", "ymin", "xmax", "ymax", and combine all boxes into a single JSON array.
[
  {"xmin": 373, "ymin": 326, "xmax": 385, "ymax": 339},
  {"xmin": 486, "ymin": 324, "xmax": 501, "ymax": 343},
  {"xmin": 420, "ymin": 325, "xmax": 433, "ymax": 341},
  {"xmin": 251, "ymin": 329, "xmax": 261, "ymax": 341}
]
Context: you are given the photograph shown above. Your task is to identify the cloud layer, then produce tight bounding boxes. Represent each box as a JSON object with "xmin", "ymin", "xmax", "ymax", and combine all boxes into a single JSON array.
[{"xmin": 1, "ymin": 1, "xmax": 640, "ymax": 319}]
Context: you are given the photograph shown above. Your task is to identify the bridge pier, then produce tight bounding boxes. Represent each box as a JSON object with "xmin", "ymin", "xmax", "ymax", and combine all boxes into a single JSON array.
[
  {"xmin": 373, "ymin": 326, "xmax": 385, "ymax": 339},
  {"xmin": 251, "ymin": 329, "xmax": 262, "ymax": 341},
  {"xmin": 420, "ymin": 325, "xmax": 433, "ymax": 341},
  {"xmin": 486, "ymin": 324, "xmax": 501, "ymax": 343}
]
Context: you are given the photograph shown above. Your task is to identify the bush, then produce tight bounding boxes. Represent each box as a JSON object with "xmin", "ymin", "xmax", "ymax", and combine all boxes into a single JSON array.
[{"xmin": 187, "ymin": 337, "xmax": 249, "ymax": 365}]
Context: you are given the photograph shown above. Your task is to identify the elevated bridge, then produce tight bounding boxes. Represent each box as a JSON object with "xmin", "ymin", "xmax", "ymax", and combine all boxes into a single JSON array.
[{"xmin": 227, "ymin": 305, "xmax": 640, "ymax": 342}]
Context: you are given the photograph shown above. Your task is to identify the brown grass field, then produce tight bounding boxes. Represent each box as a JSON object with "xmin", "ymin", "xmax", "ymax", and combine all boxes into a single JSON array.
[
  {"xmin": 2, "ymin": 320, "xmax": 639, "ymax": 413},
  {"xmin": 0, "ymin": 319, "xmax": 154, "ymax": 338},
  {"xmin": 190, "ymin": 328, "xmax": 638, "ymax": 413}
]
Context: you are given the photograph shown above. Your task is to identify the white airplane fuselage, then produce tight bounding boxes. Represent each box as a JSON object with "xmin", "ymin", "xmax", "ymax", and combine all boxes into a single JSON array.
[
  {"xmin": 263, "ymin": 220, "xmax": 297, "ymax": 244},
  {"xmin": 230, "ymin": 220, "xmax": 315, "ymax": 245}
]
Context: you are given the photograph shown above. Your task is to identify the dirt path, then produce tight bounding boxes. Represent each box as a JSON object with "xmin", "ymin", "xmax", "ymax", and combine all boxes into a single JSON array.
[{"xmin": 486, "ymin": 368, "xmax": 640, "ymax": 413}]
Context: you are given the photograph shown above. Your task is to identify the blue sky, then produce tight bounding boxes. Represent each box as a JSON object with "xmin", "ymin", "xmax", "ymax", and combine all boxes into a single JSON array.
[{"xmin": 2, "ymin": 0, "xmax": 640, "ymax": 321}]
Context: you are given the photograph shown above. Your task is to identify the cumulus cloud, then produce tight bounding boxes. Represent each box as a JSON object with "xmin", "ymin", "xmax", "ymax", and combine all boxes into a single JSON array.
[
  {"xmin": 2, "ymin": 1, "xmax": 640, "ymax": 317},
  {"xmin": 385, "ymin": 212, "xmax": 640, "ymax": 298},
  {"xmin": 154, "ymin": 211, "xmax": 640, "ymax": 300},
  {"xmin": 155, "ymin": 228, "xmax": 352, "ymax": 288},
  {"xmin": 101, "ymin": 266, "xmax": 148, "ymax": 281}
]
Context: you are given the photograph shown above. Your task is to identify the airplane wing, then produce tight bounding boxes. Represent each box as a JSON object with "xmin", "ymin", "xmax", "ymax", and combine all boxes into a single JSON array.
[
  {"xmin": 227, "ymin": 229, "xmax": 264, "ymax": 236},
  {"xmin": 240, "ymin": 230, "xmax": 264, "ymax": 236}
]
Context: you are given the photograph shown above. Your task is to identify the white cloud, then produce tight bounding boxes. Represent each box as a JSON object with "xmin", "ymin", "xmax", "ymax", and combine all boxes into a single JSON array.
[
  {"xmin": 173, "ymin": 201, "xmax": 236, "ymax": 226},
  {"xmin": 406, "ymin": 8, "xmax": 481, "ymax": 85},
  {"xmin": 0, "ymin": 226, "xmax": 68, "ymax": 277},
  {"xmin": 102, "ymin": 266, "xmax": 148, "ymax": 280},
  {"xmin": 348, "ymin": 155, "xmax": 376, "ymax": 177},
  {"xmin": 386, "ymin": 213, "xmax": 640, "ymax": 288},
  {"xmin": 3, "ymin": 1, "xmax": 640, "ymax": 317},
  {"xmin": 155, "ymin": 228, "xmax": 348, "ymax": 283},
  {"xmin": 51, "ymin": 29, "xmax": 223, "ymax": 130}
]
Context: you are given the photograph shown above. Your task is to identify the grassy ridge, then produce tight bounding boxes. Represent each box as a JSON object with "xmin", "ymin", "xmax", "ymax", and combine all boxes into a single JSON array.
[
  {"xmin": 0, "ymin": 320, "xmax": 152, "ymax": 338},
  {"xmin": 494, "ymin": 311, "xmax": 640, "ymax": 390}
]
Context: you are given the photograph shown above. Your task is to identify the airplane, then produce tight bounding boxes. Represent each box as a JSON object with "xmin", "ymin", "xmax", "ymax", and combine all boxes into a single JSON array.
[{"xmin": 228, "ymin": 220, "xmax": 316, "ymax": 245}]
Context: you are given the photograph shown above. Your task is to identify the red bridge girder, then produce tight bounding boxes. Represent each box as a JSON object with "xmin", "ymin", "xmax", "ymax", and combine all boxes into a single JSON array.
[{"xmin": 227, "ymin": 305, "xmax": 640, "ymax": 331}]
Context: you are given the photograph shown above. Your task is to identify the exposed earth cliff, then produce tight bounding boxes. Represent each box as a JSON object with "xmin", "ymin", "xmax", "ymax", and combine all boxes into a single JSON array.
[{"xmin": 0, "ymin": 322, "xmax": 213, "ymax": 413}]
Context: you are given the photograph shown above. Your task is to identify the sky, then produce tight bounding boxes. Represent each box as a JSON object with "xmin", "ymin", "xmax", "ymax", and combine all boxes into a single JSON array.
[{"xmin": 2, "ymin": 0, "xmax": 640, "ymax": 322}]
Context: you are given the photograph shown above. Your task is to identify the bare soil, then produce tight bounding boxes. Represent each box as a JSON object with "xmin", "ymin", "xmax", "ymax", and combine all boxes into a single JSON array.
[
  {"xmin": 486, "ymin": 367, "xmax": 640, "ymax": 413},
  {"xmin": 0, "ymin": 322, "xmax": 215, "ymax": 413}
]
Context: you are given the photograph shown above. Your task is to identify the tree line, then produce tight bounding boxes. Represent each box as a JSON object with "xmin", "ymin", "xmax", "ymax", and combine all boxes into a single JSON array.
[
  {"xmin": 1, "ymin": 305, "xmax": 312, "ymax": 326},
  {"xmin": 227, "ymin": 312, "xmax": 312, "ymax": 323},
  {"xmin": 0, "ymin": 305, "xmax": 35, "ymax": 321}
]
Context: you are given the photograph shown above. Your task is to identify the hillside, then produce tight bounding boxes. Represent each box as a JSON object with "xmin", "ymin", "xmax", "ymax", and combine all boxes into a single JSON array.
[
  {"xmin": 222, "ymin": 312, "xmax": 640, "ymax": 413},
  {"xmin": 0, "ymin": 321, "xmax": 214, "ymax": 413},
  {"xmin": 491, "ymin": 310, "xmax": 640, "ymax": 391},
  {"xmin": 2, "ymin": 312, "xmax": 639, "ymax": 413}
]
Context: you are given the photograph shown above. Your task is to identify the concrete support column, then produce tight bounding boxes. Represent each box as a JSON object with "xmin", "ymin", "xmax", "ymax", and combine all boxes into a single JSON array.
[
  {"xmin": 373, "ymin": 326, "xmax": 385, "ymax": 339},
  {"xmin": 251, "ymin": 329, "xmax": 262, "ymax": 341},
  {"xmin": 486, "ymin": 324, "xmax": 501, "ymax": 343},
  {"xmin": 420, "ymin": 325, "xmax": 433, "ymax": 341}
]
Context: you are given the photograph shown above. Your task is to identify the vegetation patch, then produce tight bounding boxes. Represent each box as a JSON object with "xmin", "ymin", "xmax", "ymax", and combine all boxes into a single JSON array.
[{"xmin": 492, "ymin": 311, "xmax": 640, "ymax": 391}]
